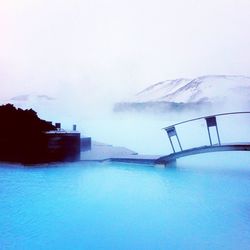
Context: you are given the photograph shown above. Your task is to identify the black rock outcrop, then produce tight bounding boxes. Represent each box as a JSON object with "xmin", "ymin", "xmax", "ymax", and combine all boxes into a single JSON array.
[{"xmin": 0, "ymin": 104, "xmax": 56, "ymax": 164}]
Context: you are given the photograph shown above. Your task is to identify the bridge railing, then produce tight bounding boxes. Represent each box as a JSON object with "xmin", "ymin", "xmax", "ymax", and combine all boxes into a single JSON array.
[{"xmin": 163, "ymin": 112, "xmax": 250, "ymax": 153}]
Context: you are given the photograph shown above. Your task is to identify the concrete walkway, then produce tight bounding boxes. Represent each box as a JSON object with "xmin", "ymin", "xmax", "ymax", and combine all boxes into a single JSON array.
[{"xmin": 81, "ymin": 141, "xmax": 161, "ymax": 164}]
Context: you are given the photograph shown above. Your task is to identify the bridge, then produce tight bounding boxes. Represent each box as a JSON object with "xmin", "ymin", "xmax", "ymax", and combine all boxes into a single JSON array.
[{"xmin": 156, "ymin": 112, "xmax": 250, "ymax": 165}]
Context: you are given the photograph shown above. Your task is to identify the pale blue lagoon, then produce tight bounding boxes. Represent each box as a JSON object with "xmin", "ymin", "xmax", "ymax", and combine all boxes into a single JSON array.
[{"xmin": 1, "ymin": 152, "xmax": 250, "ymax": 250}]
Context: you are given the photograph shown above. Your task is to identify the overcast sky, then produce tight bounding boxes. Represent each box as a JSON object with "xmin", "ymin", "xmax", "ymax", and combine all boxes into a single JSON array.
[{"xmin": 1, "ymin": 0, "xmax": 250, "ymax": 111}]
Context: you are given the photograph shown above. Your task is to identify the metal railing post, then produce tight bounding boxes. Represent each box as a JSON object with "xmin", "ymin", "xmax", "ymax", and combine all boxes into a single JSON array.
[
  {"xmin": 176, "ymin": 133, "xmax": 183, "ymax": 151},
  {"xmin": 215, "ymin": 125, "xmax": 221, "ymax": 145},
  {"xmin": 165, "ymin": 126, "xmax": 182, "ymax": 153},
  {"xmin": 206, "ymin": 126, "xmax": 213, "ymax": 146},
  {"xmin": 205, "ymin": 116, "xmax": 221, "ymax": 146},
  {"xmin": 168, "ymin": 136, "xmax": 175, "ymax": 153}
]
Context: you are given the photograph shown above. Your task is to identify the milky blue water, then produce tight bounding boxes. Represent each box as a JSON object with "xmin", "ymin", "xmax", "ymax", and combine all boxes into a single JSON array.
[{"xmin": 1, "ymin": 152, "xmax": 250, "ymax": 250}]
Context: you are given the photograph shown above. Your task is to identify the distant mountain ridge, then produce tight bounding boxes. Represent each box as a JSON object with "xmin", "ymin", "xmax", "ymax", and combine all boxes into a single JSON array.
[
  {"xmin": 114, "ymin": 75, "xmax": 250, "ymax": 113},
  {"xmin": 10, "ymin": 94, "xmax": 55, "ymax": 102}
]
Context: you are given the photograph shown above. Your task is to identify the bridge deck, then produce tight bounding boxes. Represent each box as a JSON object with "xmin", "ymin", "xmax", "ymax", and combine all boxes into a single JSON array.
[{"xmin": 156, "ymin": 143, "xmax": 250, "ymax": 164}]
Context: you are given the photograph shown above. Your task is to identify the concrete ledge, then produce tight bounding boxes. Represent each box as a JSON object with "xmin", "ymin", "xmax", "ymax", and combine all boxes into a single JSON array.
[{"xmin": 81, "ymin": 141, "xmax": 161, "ymax": 164}]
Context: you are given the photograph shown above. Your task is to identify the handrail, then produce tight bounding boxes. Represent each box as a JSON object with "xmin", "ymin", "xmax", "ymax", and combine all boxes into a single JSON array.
[{"xmin": 163, "ymin": 111, "xmax": 250, "ymax": 130}]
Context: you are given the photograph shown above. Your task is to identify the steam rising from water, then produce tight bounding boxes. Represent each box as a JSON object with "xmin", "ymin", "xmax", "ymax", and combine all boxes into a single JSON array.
[
  {"xmin": 33, "ymin": 102, "xmax": 250, "ymax": 155},
  {"xmin": 2, "ymin": 92, "xmax": 250, "ymax": 156},
  {"xmin": 80, "ymin": 112, "xmax": 250, "ymax": 155}
]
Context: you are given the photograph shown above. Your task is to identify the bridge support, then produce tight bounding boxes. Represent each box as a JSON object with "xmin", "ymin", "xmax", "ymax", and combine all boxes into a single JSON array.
[{"xmin": 155, "ymin": 157, "xmax": 176, "ymax": 167}]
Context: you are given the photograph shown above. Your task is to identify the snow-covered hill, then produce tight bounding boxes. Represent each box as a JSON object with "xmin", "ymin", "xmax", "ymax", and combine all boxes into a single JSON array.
[{"xmin": 114, "ymin": 75, "xmax": 250, "ymax": 113}]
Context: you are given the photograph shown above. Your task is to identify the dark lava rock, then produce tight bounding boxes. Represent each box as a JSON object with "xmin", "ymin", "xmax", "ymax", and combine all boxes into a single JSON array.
[{"xmin": 0, "ymin": 103, "xmax": 56, "ymax": 164}]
